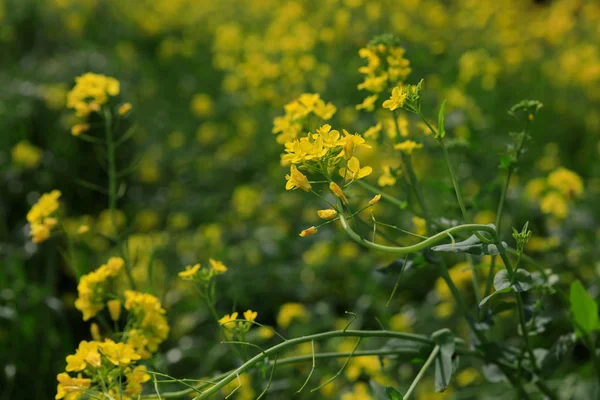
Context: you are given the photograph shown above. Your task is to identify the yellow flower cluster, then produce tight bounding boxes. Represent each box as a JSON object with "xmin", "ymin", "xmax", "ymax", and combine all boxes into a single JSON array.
[
  {"xmin": 277, "ymin": 302, "xmax": 309, "ymax": 328},
  {"xmin": 67, "ymin": 72, "xmax": 120, "ymax": 117},
  {"xmin": 219, "ymin": 309, "xmax": 258, "ymax": 334},
  {"xmin": 272, "ymin": 93, "xmax": 336, "ymax": 144},
  {"xmin": 26, "ymin": 190, "xmax": 61, "ymax": 243},
  {"xmin": 526, "ymin": 166, "xmax": 584, "ymax": 219},
  {"xmin": 56, "ymin": 339, "xmax": 149, "ymax": 400},
  {"xmin": 124, "ymin": 290, "xmax": 170, "ymax": 358},
  {"xmin": 74, "ymin": 257, "xmax": 124, "ymax": 321},
  {"xmin": 357, "ymin": 38, "xmax": 411, "ymax": 110}
]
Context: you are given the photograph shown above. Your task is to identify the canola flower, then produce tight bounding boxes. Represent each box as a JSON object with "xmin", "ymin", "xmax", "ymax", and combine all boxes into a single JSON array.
[
  {"xmin": 27, "ymin": 190, "xmax": 61, "ymax": 243},
  {"xmin": 67, "ymin": 72, "xmax": 120, "ymax": 118},
  {"xmin": 56, "ymin": 338, "xmax": 149, "ymax": 399},
  {"xmin": 124, "ymin": 290, "xmax": 170, "ymax": 358},
  {"xmin": 272, "ymin": 93, "xmax": 336, "ymax": 144},
  {"xmin": 74, "ymin": 257, "xmax": 124, "ymax": 321},
  {"xmin": 11, "ymin": 140, "xmax": 41, "ymax": 169}
]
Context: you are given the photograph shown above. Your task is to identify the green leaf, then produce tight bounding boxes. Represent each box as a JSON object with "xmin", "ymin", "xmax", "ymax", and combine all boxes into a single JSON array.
[
  {"xmin": 431, "ymin": 233, "xmax": 507, "ymax": 256},
  {"xmin": 386, "ymin": 386, "xmax": 403, "ymax": 400},
  {"xmin": 431, "ymin": 329, "xmax": 456, "ymax": 392},
  {"xmin": 436, "ymin": 99, "xmax": 447, "ymax": 139},
  {"xmin": 493, "ymin": 269, "xmax": 532, "ymax": 292},
  {"xmin": 570, "ymin": 280, "xmax": 600, "ymax": 337},
  {"xmin": 499, "ymin": 155, "xmax": 515, "ymax": 170},
  {"xmin": 478, "ymin": 287, "xmax": 512, "ymax": 307}
]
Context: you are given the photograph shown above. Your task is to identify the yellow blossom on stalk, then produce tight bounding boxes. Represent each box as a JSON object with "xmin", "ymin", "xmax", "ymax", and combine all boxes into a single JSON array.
[
  {"xmin": 329, "ymin": 182, "xmax": 348, "ymax": 205},
  {"xmin": 369, "ymin": 194, "xmax": 381, "ymax": 205},
  {"xmin": 124, "ymin": 291, "xmax": 169, "ymax": 358},
  {"xmin": 67, "ymin": 73, "xmax": 120, "ymax": 117},
  {"xmin": 339, "ymin": 156, "xmax": 372, "ymax": 181},
  {"xmin": 118, "ymin": 102, "xmax": 132, "ymax": 116},
  {"xmin": 77, "ymin": 225, "xmax": 89, "ymax": 234},
  {"xmin": 55, "ymin": 373, "xmax": 91, "ymax": 400},
  {"xmin": 74, "ymin": 257, "xmax": 124, "ymax": 321},
  {"xmin": 90, "ymin": 323, "xmax": 101, "ymax": 341},
  {"xmin": 107, "ymin": 300, "xmax": 121, "ymax": 321},
  {"xmin": 382, "ymin": 85, "xmax": 407, "ymax": 111},
  {"xmin": 342, "ymin": 130, "xmax": 371, "ymax": 160},
  {"xmin": 71, "ymin": 123, "xmax": 90, "ymax": 136},
  {"xmin": 27, "ymin": 190, "xmax": 61, "ymax": 243},
  {"xmin": 209, "ymin": 259, "xmax": 228, "ymax": 274},
  {"xmin": 178, "ymin": 263, "xmax": 201, "ymax": 280},
  {"xmin": 394, "ymin": 140, "xmax": 423, "ymax": 155},
  {"xmin": 65, "ymin": 341, "xmax": 102, "ymax": 371},
  {"xmin": 299, "ymin": 226, "xmax": 318, "ymax": 237},
  {"xmin": 285, "ymin": 164, "xmax": 312, "ymax": 192},
  {"xmin": 100, "ymin": 339, "xmax": 141, "ymax": 366},
  {"xmin": 540, "ymin": 192, "xmax": 568, "ymax": 219},
  {"xmin": 219, "ymin": 312, "xmax": 239, "ymax": 330},
  {"xmin": 363, "ymin": 123, "xmax": 382, "ymax": 140},
  {"xmin": 357, "ymin": 73, "xmax": 388, "ymax": 93},
  {"xmin": 547, "ymin": 167, "xmax": 584, "ymax": 199},
  {"xmin": 125, "ymin": 366, "xmax": 151, "ymax": 396},
  {"xmin": 277, "ymin": 303, "xmax": 310, "ymax": 328},
  {"xmin": 11, "ymin": 140, "xmax": 41, "ymax": 169},
  {"xmin": 317, "ymin": 209, "xmax": 337, "ymax": 220},
  {"xmin": 356, "ymin": 94, "xmax": 378, "ymax": 111},
  {"xmin": 316, "ymin": 124, "xmax": 344, "ymax": 148},
  {"xmin": 243, "ymin": 309, "xmax": 258, "ymax": 323},
  {"xmin": 378, "ymin": 165, "xmax": 397, "ymax": 187}
]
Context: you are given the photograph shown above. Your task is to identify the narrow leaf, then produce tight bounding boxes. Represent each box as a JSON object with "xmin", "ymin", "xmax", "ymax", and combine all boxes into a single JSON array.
[
  {"xmin": 478, "ymin": 287, "xmax": 512, "ymax": 307},
  {"xmin": 436, "ymin": 100, "xmax": 447, "ymax": 139},
  {"xmin": 431, "ymin": 329, "xmax": 456, "ymax": 392}
]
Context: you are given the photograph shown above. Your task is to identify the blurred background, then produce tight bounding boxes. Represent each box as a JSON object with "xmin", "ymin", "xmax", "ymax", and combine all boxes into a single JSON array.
[{"xmin": 1, "ymin": 0, "xmax": 600, "ymax": 398}]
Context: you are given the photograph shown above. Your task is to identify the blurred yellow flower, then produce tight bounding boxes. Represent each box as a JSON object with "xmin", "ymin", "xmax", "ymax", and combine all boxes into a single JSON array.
[
  {"xmin": 11, "ymin": 140, "xmax": 41, "ymax": 169},
  {"xmin": 394, "ymin": 140, "xmax": 423, "ymax": 155},
  {"xmin": 277, "ymin": 303, "xmax": 309, "ymax": 328},
  {"xmin": 178, "ymin": 264, "xmax": 200, "ymax": 280}
]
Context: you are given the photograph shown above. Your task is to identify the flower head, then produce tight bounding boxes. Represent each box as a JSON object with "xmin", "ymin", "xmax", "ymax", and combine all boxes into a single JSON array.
[
  {"xmin": 299, "ymin": 226, "xmax": 318, "ymax": 237},
  {"xmin": 382, "ymin": 85, "xmax": 407, "ymax": 111},
  {"xmin": 178, "ymin": 264, "xmax": 201, "ymax": 280},
  {"xmin": 394, "ymin": 140, "xmax": 423, "ymax": 155},
  {"xmin": 339, "ymin": 157, "xmax": 372, "ymax": 182},
  {"xmin": 285, "ymin": 164, "xmax": 312, "ymax": 192}
]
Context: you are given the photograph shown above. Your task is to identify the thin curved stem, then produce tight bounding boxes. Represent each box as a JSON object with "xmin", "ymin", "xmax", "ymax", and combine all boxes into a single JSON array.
[{"xmin": 403, "ymin": 345, "xmax": 440, "ymax": 400}]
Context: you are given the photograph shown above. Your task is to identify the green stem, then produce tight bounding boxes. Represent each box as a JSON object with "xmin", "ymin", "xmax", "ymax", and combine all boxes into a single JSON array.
[
  {"xmin": 339, "ymin": 213, "xmax": 496, "ymax": 255},
  {"xmin": 403, "ymin": 345, "xmax": 440, "ymax": 400},
  {"xmin": 356, "ymin": 180, "xmax": 407, "ymax": 210},
  {"xmin": 104, "ymin": 108, "xmax": 136, "ymax": 290},
  {"xmin": 189, "ymin": 330, "xmax": 441, "ymax": 399}
]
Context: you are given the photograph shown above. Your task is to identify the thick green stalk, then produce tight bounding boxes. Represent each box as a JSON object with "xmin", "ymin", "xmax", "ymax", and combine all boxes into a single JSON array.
[
  {"xmin": 403, "ymin": 345, "xmax": 440, "ymax": 400},
  {"xmin": 338, "ymin": 214, "xmax": 496, "ymax": 255},
  {"xmin": 104, "ymin": 108, "xmax": 136, "ymax": 289}
]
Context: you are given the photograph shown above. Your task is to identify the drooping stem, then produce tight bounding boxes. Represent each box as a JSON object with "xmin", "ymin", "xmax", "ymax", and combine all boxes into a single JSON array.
[{"xmin": 403, "ymin": 345, "xmax": 440, "ymax": 400}]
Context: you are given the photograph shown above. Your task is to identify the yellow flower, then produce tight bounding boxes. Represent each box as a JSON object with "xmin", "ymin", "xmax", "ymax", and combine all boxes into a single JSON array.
[
  {"xmin": 317, "ymin": 209, "xmax": 338, "ymax": 220},
  {"xmin": 356, "ymin": 95, "xmax": 378, "ymax": 111},
  {"xmin": 342, "ymin": 130, "xmax": 371, "ymax": 160},
  {"xmin": 299, "ymin": 226, "xmax": 318, "ymax": 237},
  {"xmin": 412, "ymin": 216, "xmax": 427, "ymax": 236},
  {"xmin": 394, "ymin": 140, "xmax": 423, "ymax": 155},
  {"xmin": 363, "ymin": 123, "xmax": 382, "ymax": 140},
  {"xmin": 11, "ymin": 140, "xmax": 41, "ymax": 169},
  {"xmin": 219, "ymin": 312, "xmax": 239, "ymax": 330},
  {"xmin": 540, "ymin": 192, "xmax": 568, "ymax": 219},
  {"xmin": 65, "ymin": 341, "xmax": 101, "ymax": 371},
  {"xmin": 55, "ymin": 373, "xmax": 91, "ymax": 400},
  {"xmin": 339, "ymin": 157, "xmax": 373, "ymax": 181},
  {"xmin": 71, "ymin": 123, "xmax": 90, "ymax": 137},
  {"xmin": 277, "ymin": 303, "xmax": 309, "ymax": 328},
  {"xmin": 285, "ymin": 164, "xmax": 312, "ymax": 192},
  {"xmin": 368, "ymin": 194, "xmax": 381, "ymax": 205},
  {"xmin": 27, "ymin": 190, "xmax": 61, "ymax": 243},
  {"xmin": 67, "ymin": 73, "xmax": 120, "ymax": 117},
  {"xmin": 382, "ymin": 85, "xmax": 407, "ymax": 111},
  {"xmin": 107, "ymin": 299, "xmax": 121, "ymax": 321},
  {"xmin": 125, "ymin": 365, "xmax": 151, "ymax": 396},
  {"xmin": 190, "ymin": 93, "xmax": 214, "ymax": 117},
  {"xmin": 209, "ymin": 259, "xmax": 228, "ymax": 274},
  {"xmin": 118, "ymin": 102, "xmax": 132, "ymax": 116},
  {"xmin": 243, "ymin": 309, "xmax": 258, "ymax": 322},
  {"xmin": 547, "ymin": 167, "xmax": 584, "ymax": 199},
  {"xmin": 100, "ymin": 339, "xmax": 141, "ymax": 366},
  {"xmin": 77, "ymin": 225, "xmax": 89, "ymax": 234},
  {"xmin": 329, "ymin": 182, "xmax": 348, "ymax": 205},
  {"xmin": 178, "ymin": 263, "xmax": 201, "ymax": 280},
  {"xmin": 378, "ymin": 165, "xmax": 397, "ymax": 187}
]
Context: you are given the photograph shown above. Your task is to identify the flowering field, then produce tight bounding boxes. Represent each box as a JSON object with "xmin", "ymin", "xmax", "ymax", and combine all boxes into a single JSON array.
[{"xmin": 2, "ymin": 0, "xmax": 600, "ymax": 399}]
